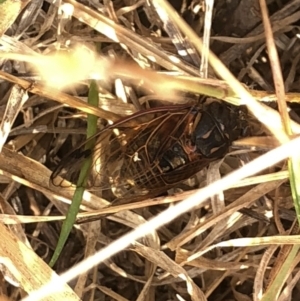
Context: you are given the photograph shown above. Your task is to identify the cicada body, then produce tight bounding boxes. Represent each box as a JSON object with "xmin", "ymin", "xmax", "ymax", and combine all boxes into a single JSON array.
[{"xmin": 51, "ymin": 100, "xmax": 241, "ymax": 203}]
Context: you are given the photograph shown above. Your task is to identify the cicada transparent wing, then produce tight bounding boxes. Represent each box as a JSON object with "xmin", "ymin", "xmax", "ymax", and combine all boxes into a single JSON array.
[{"xmin": 51, "ymin": 105, "xmax": 192, "ymax": 199}]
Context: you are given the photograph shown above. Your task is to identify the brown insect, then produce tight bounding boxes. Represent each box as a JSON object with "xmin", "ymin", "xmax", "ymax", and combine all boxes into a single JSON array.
[{"xmin": 51, "ymin": 100, "xmax": 242, "ymax": 203}]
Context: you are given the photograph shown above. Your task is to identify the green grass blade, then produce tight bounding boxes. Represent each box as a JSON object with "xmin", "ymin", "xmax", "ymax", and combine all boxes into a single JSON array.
[
  {"xmin": 288, "ymin": 156, "xmax": 300, "ymax": 224},
  {"xmin": 49, "ymin": 81, "xmax": 99, "ymax": 267},
  {"xmin": 261, "ymin": 245, "xmax": 300, "ymax": 301}
]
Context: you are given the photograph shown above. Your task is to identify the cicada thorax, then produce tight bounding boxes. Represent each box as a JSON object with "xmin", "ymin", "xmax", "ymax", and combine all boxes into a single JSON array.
[{"xmin": 192, "ymin": 100, "xmax": 239, "ymax": 159}]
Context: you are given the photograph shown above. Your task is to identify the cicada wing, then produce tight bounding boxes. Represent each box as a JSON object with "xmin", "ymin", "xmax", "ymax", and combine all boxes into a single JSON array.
[
  {"xmin": 50, "ymin": 129, "xmax": 112, "ymax": 190},
  {"xmin": 50, "ymin": 148, "xmax": 90, "ymax": 188},
  {"xmin": 50, "ymin": 104, "xmax": 199, "ymax": 202}
]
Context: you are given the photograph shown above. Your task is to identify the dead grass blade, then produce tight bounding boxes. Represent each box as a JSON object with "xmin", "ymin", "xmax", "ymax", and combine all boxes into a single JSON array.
[
  {"xmin": 0, "ymin": 85, "xmax": 28, "ymax": 151},
  {"xmin": 0, "ymin": 222, "xmax": 80, "ymax": 301},
  {"xmin": 0, "ymin": 0, "xmax": 30, "ymax": 36},
  {"xmin": 167, "ymin": 180, "xmax": 287, "ymax": 251}
]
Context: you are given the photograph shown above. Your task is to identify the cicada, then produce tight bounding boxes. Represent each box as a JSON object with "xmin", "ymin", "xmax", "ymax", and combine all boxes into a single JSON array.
[{"xmin": 51, "ymin": 100, "xmax": 242, "ymax": 203}]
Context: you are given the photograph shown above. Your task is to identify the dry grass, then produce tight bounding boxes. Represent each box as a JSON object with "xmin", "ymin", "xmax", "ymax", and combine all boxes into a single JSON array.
[{"xmin": 1, "ymin": 0, "xmax": 300, "ymax": 300}]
